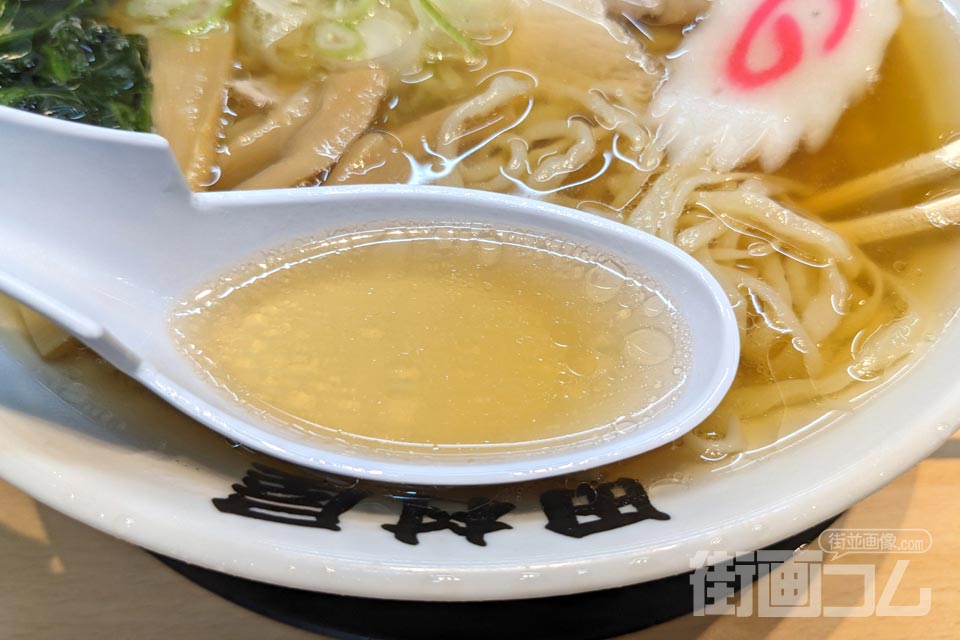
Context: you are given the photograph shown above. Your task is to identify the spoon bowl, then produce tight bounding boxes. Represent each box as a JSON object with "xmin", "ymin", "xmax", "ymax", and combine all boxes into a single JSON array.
[{"xmin": 0, "ymin": 106, "xmax": 738, "ymax": 485}]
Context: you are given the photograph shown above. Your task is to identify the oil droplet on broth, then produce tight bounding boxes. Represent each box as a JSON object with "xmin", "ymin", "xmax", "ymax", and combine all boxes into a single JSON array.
[{"xmin": 172, "ymin": 225, "xmax": 691, "ymax": 451}]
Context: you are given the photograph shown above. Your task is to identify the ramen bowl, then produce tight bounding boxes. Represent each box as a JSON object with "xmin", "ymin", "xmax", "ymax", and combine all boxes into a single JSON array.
[{"xmin": 0, "ymin": 0, "xmax": 959, "ymax": 603}]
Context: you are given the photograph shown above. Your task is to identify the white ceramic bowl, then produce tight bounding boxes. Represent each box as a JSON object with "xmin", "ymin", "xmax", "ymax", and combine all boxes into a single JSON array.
[{"xmin": 0, "ymin": 0, "xmax": 958, "ymax": 602}]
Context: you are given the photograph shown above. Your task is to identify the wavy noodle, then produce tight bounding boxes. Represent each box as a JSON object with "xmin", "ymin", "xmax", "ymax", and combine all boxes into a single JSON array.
[
  {"xmin": 419, "ymin": 77, "xmax": 920, "ymax": 458},
  {"xmin": 437, "ymin": 75, "xmax": 534, "ymax": 156}
]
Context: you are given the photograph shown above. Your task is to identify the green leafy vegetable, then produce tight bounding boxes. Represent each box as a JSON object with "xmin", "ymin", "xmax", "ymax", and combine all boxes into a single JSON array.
[{"xmin": 0, "ymin": 0, "xmax": 152, "ymax": 131}]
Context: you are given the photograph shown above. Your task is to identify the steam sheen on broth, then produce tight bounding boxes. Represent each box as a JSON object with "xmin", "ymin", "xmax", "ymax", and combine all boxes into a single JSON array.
[{"xmin": 12, "ymin": 0, "xmax": 960, "ymax": 484}]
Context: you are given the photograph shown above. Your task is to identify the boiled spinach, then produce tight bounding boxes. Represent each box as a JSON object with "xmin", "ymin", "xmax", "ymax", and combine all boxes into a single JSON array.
[{"xmin": 0, "ymin": 0, "xmax": 152, "ymax": 131}]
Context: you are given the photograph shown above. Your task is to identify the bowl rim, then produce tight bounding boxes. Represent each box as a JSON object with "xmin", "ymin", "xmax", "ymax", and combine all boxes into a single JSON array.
[{"xmin": 1, "ymin": 306, "xmax": 957, "ymax": 600}]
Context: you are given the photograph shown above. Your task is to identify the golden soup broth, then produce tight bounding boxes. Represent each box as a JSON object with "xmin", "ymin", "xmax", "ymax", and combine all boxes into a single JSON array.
[
  {"xmin": 173, "ymin": 227, "xmax": 690, "ymax": 449},
  {"xmin": 12, "ymin": 3, "xmax": 960, "ymax": 492}
]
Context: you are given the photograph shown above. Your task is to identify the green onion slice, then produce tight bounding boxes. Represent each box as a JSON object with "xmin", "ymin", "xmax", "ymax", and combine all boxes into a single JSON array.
[
  {"xmin": 415, "ymin": 0, "xmax": 479, "ymax": 57},
  {"xmin": 127, "ymin": 0, "xmax": 234, "ymax": 34},
  {"xmin": 313, "ymin": 19, "xmax": 364, "ymax": 58}
]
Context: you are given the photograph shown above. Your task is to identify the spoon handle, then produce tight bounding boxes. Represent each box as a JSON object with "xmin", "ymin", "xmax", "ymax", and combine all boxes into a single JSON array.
[{"xmin": 0, "ymin": 107, "xmax": 188, "ymax": 371}]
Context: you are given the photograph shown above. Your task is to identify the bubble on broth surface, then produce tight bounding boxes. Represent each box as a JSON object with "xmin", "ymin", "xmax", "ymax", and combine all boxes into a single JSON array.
[{"xmin": 625, "ymin": 328, "xmax": 675, "ymax": 366}]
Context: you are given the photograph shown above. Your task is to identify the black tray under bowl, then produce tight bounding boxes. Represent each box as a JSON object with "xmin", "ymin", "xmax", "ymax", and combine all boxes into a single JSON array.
[{"xmin": 153, "ymin": 514, "xmax": 839, "ymax": 640}]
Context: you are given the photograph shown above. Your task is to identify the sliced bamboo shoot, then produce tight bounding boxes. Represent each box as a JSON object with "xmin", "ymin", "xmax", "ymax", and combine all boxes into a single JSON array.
[
  {"xmin": 803, "ymin": 139, "xmax": 960, "ymax": 216},
  {"xmin": 328, "ymin": 102, "xmax": 468, "ymax": 185},
  {"xmin": 327, "ymin": 132, "xmax": 414, "ymax": 185},
  {"xmin": 217, "ymin": 82, "xmax": 328, "ymax": 189},
  {"xmin": 506, "ymin": 0, "xmax": 660, "ymax": 111},
  {"xmin": 150, "ymin": 28, "xmax": 236, "ymax": 191},
  {"xmin": 831, "ymin": 193, "xmax": 960, "ymax": 245},
  {"xmin": 17, "ymin": 304, "xmax": 76, "ymax": 360},
  {"xmin": 237, "ymin": 68, "xmax": 388, "ymax": 190}
]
